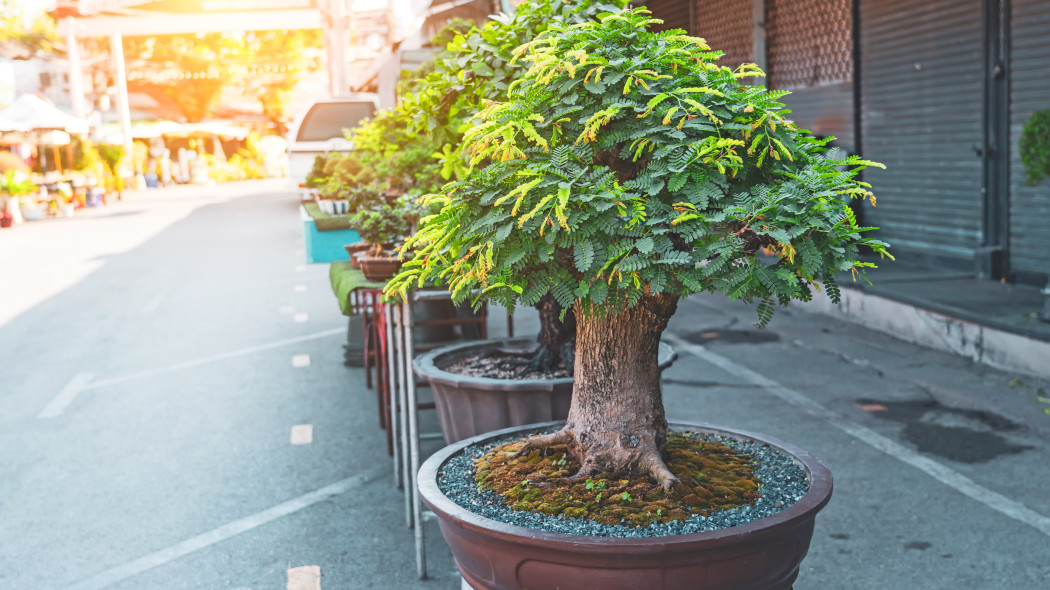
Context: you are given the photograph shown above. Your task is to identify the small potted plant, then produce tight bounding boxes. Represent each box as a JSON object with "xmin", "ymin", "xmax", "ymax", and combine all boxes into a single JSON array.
[
  {"xmin": 1, "ymin": 169, "xmax": 36, "ymax": 225},
  {"xmin": 387, "ymin": 7, "xmax": 890, "ymax": 589},
  {"xmin": 340, "ymin": 186, "xmax": 390, "ymax": 267},
  {"xmin": 352, "ymin": 201, "xmax": 412, "ymax": 281}
]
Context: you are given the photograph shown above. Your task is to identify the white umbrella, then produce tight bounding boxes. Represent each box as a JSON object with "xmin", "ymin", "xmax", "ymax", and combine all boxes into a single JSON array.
[
  {"xmin": 0, "ymin": 119, "xmax": 29, "ymax": 132},
  {"xmin": 0, "ymin": 94, "xmax": 90, "ymax": 134}
]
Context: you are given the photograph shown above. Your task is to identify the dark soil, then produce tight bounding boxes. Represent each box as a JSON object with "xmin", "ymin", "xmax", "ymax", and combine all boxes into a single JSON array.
[
  {"xmin": 445, "ymin": 350, "xmax": 569, "ymax": 380},
  {"xmin": 475, "ymin": 432, "xmax": 760, "ymax": 527}
]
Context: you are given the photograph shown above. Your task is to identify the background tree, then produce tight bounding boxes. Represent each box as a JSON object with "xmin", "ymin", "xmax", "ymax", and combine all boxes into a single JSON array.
[
  {"xmin": 357, "ymin": 0, "xmax": 629, "ymax": 374},
  {"xmin": 0, "ymin": 2, "xmax": 60, "ymax": 59},
  {"xmin": 388, "ymin": 8, "xmax": 891, "ymax": 487},
  {"xmin": 239, "ymin": 30, "xmax": 322, "ymax": 135},
  {"xmin": 121, "ymin": 30, "xmax": 321, "ymax": 126}
]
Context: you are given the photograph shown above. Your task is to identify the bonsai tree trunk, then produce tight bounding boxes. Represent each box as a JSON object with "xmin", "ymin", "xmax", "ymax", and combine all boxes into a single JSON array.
[
  {"xmin": 515, "ymin": 292, "xmax": 681, "ymax": 488},
  {"xmin": 528, "ymin": 294, "xmax": 577, "ymax": 375}
]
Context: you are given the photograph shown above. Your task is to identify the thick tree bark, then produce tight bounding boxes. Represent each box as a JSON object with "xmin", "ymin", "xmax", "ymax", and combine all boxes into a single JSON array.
[
  {"xmin": 529, "ymin": 294, "xmax": 577, "ymax": 375},
  {"xmin": 515, "ymin": 292, "xmax": 681, "ymax": 488}
]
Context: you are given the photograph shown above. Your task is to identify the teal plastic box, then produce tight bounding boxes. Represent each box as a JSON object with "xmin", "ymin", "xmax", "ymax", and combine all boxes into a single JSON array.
[{"xmin": 301, "ymin": 205, "xmax": 360, "ymax": 264}]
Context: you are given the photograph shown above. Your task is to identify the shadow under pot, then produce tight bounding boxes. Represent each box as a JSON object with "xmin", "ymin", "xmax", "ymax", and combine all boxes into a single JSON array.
[{"xmin": 412, "ymin": 337, "xmax": 677, "ymax": 444}]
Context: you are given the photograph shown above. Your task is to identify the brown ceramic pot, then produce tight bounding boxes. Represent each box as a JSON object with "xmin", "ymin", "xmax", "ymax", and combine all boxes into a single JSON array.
[
  {"xmin": 343, "ymin": 241, "xmax": 371, "ymax": 268},
  {"xmin": 419, "ymin": 421, "xmax": 833, "ymax": 590},
  {"xmin": 358, "ymin": 253, "xmax": 402, "ymax": 281},
  {"xmin": 413, "ymin": 337, "xmax": 676, "ymax": 444}
]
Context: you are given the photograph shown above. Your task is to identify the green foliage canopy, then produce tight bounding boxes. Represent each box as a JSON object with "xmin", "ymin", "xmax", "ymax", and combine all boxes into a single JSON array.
[
  {"xmin": 347, "ymin": 0, "xmax": 627, "ymax": 195},
  {"xmin": 387, "ymin": 8, "xmax": 891, "ymax": 327}
]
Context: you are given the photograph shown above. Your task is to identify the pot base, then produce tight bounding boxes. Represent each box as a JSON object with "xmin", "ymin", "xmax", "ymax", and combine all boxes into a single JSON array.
[{"xmin": 420, "ymin": 421, "xmax": 832, "ymax": 590}]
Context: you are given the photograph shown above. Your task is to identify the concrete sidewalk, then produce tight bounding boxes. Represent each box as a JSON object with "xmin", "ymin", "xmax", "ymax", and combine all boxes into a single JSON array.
[{"xmin": 798, "ymin": 259, "xmax": 1050, "ymax": 380}]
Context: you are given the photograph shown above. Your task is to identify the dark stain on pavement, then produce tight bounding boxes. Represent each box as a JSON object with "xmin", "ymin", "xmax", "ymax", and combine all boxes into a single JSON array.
[
  {"xmin": 681, "ymin": 329, "xmax": 780, "ymax": 345},
  {"xmin": 830, "ymin": 533, "xmax": 850, "ymax": 540},
  {"xmin": 905, "ymin": 541, "xmax": 932, "ymax": 551},
  {"xmin": 858, "ymin": 399, "xmax": 1033, "ymax": 463},
  {"xmin": 661, "ymin": 378, "xmax": 764, "ymax": 389}
]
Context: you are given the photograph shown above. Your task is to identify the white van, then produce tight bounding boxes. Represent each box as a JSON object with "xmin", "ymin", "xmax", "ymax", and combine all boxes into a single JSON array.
[{"xmin": 286, "ymin": 95, "xmax": 378, "ymax": 187}]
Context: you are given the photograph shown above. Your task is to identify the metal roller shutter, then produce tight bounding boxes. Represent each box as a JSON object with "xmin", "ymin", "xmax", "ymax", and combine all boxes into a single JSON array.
[
  {"xmin": 1009, "ymin": 0, "xmax": 1050, "ymax": 282},
  {"xmin": 860, "ymin": 0, "xmax": 984, "ymax": 263}
]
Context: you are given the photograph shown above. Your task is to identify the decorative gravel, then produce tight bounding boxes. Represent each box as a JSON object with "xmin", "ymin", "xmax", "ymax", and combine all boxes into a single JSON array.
[
  {"xmin": 436, "ymin": 428, "xmax": 810, "ymax": 538},
  {"xmin": 444, "ymin": 351, "xmax": 568, "ymax": 380}
]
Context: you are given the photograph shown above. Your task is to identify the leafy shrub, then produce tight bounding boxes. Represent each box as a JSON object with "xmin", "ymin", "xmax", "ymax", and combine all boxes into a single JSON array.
[
  {"xmin": 305, "ymin": 154, "xmax": 328, "ymax": 187},
  {"xmin": 1020, "ymin": 110, "xmax": 1050, "ymax": 185},
  {"xmin": 350, "ymin": 202, "xmax": 412, "ymax": 250},
  {"xmin": 345, "ymin": 0, "xmax": 628, "ymax": 196}
]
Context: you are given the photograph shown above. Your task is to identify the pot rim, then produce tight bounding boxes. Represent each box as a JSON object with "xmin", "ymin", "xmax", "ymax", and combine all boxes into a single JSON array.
[
  {"xmin": 418, "ymin": 420, "xmax": 833, "ymax": 551},
  {"xmin": 412, "ymin": 337, "xmax": 678, "ymax": 391}
]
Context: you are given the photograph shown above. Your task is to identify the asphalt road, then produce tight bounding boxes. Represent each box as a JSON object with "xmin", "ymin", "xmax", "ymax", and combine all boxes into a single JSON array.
[{"xmin": 1, "ymin": 179, "xmax": 1048, "ymax": 589}]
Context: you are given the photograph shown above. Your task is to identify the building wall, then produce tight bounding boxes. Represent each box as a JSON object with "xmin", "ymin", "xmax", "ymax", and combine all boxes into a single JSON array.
[
  {"xmin": 767, "ymin": 0, "xmax": 854, "ymax": 152},
  {"xmin": 1008, "ymin": 0, "xmax": 1050, "ymax": 282},
  {"xmin": 693, "ymin": 0, "xmax": 754, "ymax": 69},
  {"xmin": 644, "ymin": 0, "xmax": 693, "ymax": 32}
]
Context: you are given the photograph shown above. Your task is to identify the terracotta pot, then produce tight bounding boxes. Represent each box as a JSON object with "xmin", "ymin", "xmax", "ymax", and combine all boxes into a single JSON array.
[
  {"xmin": 419, "ymin": 421, "xmax": 834, "ymax": 590},
  {"xmin": 413, "ymin": 337, "xmax": 677, "ymax": 444},
  {"xmin": 343, "ymin": 242, "xmax": 371, "ymax": 268},
  {"xmin": 358, "ymin": 253, "xmax": 402, "ymax": 281}
]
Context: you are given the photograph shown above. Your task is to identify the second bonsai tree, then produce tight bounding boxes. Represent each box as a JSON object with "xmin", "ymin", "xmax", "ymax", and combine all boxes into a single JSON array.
[{"xmin": 388, "ymin": 8, "xmax": 890, "ymax": 488}]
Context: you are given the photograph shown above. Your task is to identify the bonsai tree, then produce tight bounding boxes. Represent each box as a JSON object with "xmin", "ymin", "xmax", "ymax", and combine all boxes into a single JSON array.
[
  {"xmin": 351, "ymin": 202, "xmax": 412, "ymax": 257},
  {"xmin": 388, "ymin": 7, "xmax": 890, "ymax": 488}
]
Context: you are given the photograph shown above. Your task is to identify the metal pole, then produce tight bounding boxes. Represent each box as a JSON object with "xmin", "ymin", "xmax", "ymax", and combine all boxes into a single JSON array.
[
  {"xmin": 405, "ymin": 297, "xmax": 427, "ymax": 579},
  {"xmin": 64, "ymin": 18, "xmax": 86, "ymax": 121},
  {"xmin": 323, "ymin": 0, "xmax": 350, "ymax": 96},
  {"xmin": 385, "ymin": 302, "xmax": 401, "ymax": 489},
  {"xmin": 752, "ymin": 0, "xmax": 767, "ymax": 81},
  {"xmin": 109, "ymin": 34, "xmax": 133, "ymax": 183},
  {"xmin": 399, "ymin": 303, "xmax": 412, "ymax": 525}
]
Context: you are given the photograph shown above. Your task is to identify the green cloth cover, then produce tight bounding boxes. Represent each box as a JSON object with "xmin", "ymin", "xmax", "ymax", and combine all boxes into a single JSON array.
[{"xmin": 329, "ymin": 261, "xmax": 387, "ymax": 316}]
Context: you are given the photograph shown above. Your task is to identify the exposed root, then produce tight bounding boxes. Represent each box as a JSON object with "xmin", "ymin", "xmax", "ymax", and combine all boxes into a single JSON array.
[
  {"xmin": 512, "ymin": 427, "xmax": 679, "ymax": 490},
  {"xmin": 639, "ymin": 451, "xmax": 681, "ymax": 490},
  {"xmin": 511, "ymin": 428, "xmax": 573, "ymax": 459},
  {"xmin": 566, "ymin": 467, "xmax": 597, "ymax": 482}
]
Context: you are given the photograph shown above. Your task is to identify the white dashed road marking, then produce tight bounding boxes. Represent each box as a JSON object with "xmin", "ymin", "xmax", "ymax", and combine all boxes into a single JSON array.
[
  {"xmin": 287, "ymin": 565, "xmax": 321, "ymax": 590},
  {"xmin": 292, "ymin": 354, "xmax": 311, "ymax": 368},
  {"xmin": 62, "ymin": 467, "xmax": 385, "ymax": 590},
  {"xmin": 295, "ymin": 265, "xmax": 306, "ymax": 272},
  {"xmin": 295, "ymin": 284, "xmax": 307, "ymax": 292},
  {"xmin": 38, "ymin": 373, "xmax": 95, "ymax": 419},
  {"xmin": 83, "ymin": 329, "xmax": 342, "ymax": 390},
  {"xmin": 291, "ymin": 424, "xmax": 313, "ymax": 445},
  {"xmin": 279, "ymin": 306, "xmax": 295, "ymax": 314},
  {"xmin": 294, "ymin": 313, "xmax": 309, "ymax": 323}
]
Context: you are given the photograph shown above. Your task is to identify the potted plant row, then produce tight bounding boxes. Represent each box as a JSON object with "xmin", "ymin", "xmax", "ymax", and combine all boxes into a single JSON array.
[
  {"xmin": 350, "ymin": 201, "xmax": 412, "ymax": 281},
  {"xmin": 386, "ymin": 6, "xmax": 890, "ymax": 589}
]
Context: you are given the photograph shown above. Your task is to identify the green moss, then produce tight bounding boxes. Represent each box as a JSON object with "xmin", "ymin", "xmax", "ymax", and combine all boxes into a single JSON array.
[
  {"xmin": 562, "ymin": 507, "xmax": 588, "ymax": 519},
  {"xmin": 474, "ymin": 432, "xmax": 761, "ymax": 528}
]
